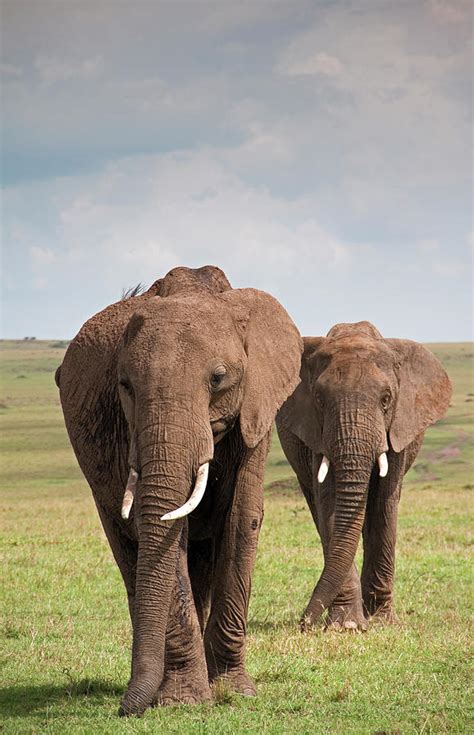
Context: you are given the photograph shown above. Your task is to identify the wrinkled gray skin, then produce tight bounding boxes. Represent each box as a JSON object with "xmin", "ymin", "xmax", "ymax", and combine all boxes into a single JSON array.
[
  {"xmin": 57, "ymin": 266, "xmax": 302, "ymax": 716},
  {"xmin": 276, "ymin": 321, "xmax": 452, "ymax": 630}
]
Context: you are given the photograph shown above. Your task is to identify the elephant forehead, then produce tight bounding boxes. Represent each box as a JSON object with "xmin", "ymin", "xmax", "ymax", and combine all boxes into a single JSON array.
[
  {"xmin": 322, "ymin": 356, "xmax": 394, "ymax": 388},
  {"xmin": 133, "ymin": 295, "xmax": 238, "ymax": 337},
  {"xmin": 123, "ymin": 296, "xmax": 246, "ymax": 369},
  {"xmin": 325, "ymin": 336, "xmax": 394, "ymax": 365}
]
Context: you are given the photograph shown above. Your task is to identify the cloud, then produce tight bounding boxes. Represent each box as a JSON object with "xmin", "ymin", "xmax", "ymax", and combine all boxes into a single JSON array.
[
  {"xmin": 1, "ymin": 1, "xmax": 471, "ymax": 341},
  {"xmin": 279, "ymin": 51, "xmax": 344, "ymax": 78},
  {"xmin": 34, "ymin": 54, "xmax": 104, "ymax": 84},
  {"xmin": 30, "ymin": 245, "xmax": 59, "ymax": 264},
  {"xmin": 429, "ymin": 0, "xmax": 471, "ymax": 24},
  {"xmin": 44, "ymin": 149, "xmax": 352, "ymax": 285},
  {"xmin": 4, "ymin": 147, "xmax": 359, "ymax": 336},
  {"xmin": 0, "ymin": 63, "xmax": 22, "ymax": 77},
  {"xmin": 416, "ymin": 238, "xmax": 439, "ymax": 254}
]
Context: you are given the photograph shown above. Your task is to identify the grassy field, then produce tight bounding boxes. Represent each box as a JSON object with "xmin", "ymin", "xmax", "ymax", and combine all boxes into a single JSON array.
[{"xmin": 1, "ymin": 339, "xmax": 472, "ymax": 734}]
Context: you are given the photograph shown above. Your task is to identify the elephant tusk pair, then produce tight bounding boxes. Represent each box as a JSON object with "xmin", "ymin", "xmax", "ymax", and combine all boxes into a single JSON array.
[
  {"xmin": 316, "ymin": 452, "xmax": 389, "ymax": 483},
  {"xmin": 121, "ymin": 463, "xmax": 210, "ymax": 522}
]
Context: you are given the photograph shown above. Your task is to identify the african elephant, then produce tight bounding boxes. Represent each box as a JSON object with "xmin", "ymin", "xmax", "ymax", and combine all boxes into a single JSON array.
[
  {"xmin": 56, "ymin": 265, "xmax": 302, "ymax": 716},
  {"xmin": 276, "ymin": 321, "xmax": 451, "ymax": 631}
]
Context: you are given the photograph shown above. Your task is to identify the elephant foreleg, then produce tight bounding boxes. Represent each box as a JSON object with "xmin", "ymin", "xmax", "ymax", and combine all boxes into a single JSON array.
[
  {"xmin": 94, "ymin": 499, "xmax": 138, "ymax": 626},
  {"xmin": 360, "ymin": 442, "xmax": 418, "ymax": 621},
  {"xmin": 204, "ymin": 433, "xmax": 270, "ymax": 696},
  {"xmin": 276, "ymin": 427, "xmax": 366, "ymax": 631},
  {"xmin": 156, "ymin": 524, "xmax": 211, "ymax": 705},
  {"xmin": 307, "ymin": 459, "xmax": 367, "ymax": 631}
]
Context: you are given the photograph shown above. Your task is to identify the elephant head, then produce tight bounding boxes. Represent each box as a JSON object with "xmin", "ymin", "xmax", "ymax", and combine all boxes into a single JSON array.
[
  {"xmin": 278, "ymin": 320, "xmax": 451, "ymax": 623},
  {"xmin": 113, "ymin": 280, "xmax": 302, "ymax": 714}
]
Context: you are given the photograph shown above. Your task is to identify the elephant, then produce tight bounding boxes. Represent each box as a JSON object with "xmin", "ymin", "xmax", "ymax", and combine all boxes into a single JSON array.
[
  {"xmin": 56, "ymin": 265, "xmax": 302, "ymax": 716},
  {"xmin": 276, "ymin": 321, "xmax": 451, "ymax": 631}
]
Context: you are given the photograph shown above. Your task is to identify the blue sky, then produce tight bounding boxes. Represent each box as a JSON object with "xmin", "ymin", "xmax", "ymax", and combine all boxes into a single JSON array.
[{"xmin": 1, "ymin": 0, "xmax": 472, "ymax": 341}]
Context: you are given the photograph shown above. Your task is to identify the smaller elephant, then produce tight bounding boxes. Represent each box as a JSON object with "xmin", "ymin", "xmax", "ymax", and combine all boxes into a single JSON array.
[{"xmin": 276, "ymin": 321, "xmax": 452, "ymax": 630}]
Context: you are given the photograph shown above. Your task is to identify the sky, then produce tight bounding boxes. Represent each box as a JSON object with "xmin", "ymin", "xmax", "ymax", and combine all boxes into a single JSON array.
[{"xmin": 1, "ymin": 0, "xmax": 472, "ymax": 341}]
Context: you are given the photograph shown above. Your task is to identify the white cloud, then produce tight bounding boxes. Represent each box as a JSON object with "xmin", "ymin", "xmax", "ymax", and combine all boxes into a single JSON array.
[
  {"xmin": 6, "ymin": 148, "xmax": 357, "ymax": 325},
  {"xmin": 280, "ymin": 51, "xmax": 344, "ymax": 78},
  {"xmin": 33, "ymin": 276, "xmax": 48, "ymax": 290},
  {"xmin": 49, "ymin": 150, "xmax": 352, "ymax": 285},
  {"xmin": 30, "ymin": 246, "xmax": 59, "ymax": 264},
  {"xmin": 429, "ymin": 0, "xmax": 471, "ymax": 24},
  {"xmin": 34, "ymin": 54, "xmax": 104, "ymax": 84},
  {"xmin": 417, "ymin": 238, "xmax": 439, "ymax": 254},
  {"xmin": 1, "ymin": 1, "xmax": 471, "ymax": 341},
  {"xmin": 0, "ymin": 63, "xmax": 22, "ymax": 77}
]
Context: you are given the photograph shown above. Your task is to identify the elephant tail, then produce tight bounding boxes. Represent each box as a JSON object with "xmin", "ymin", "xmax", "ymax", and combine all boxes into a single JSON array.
[{"xmin": 54, "ymin": 365, "xmax": 61, "ymax": 388}]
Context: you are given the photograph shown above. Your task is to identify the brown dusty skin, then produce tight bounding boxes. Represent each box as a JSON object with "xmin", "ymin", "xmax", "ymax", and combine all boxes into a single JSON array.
[
  {"xmin": 57, "ymin": 265, "xmax": 302, "ymax": 717},
  {"xmin": 276, "ymin": 320, "xmax": 452, "ymax": 630}
]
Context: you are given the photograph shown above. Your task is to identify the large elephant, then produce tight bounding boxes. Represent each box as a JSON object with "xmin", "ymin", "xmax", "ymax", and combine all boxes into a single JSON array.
[
  {"xmin": 276, "ymin": 321, "xmax": 451, "ymax": 631},
  {"xmin": 57, "ymin": 265, "xmax": 302, "ymax": 716}
]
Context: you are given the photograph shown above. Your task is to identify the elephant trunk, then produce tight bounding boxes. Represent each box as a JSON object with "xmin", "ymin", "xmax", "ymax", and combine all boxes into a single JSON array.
[
  {"xmin": 120, "ymin": 407, "xmax": 212, "ymax": 716},
  {"xmin": 303, "ymin": 403, "xmax": 383, "ymax": 627}
]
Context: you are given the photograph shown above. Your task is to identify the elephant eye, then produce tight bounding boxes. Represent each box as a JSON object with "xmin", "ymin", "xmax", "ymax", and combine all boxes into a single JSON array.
[
  {"xmin": 119, "ymin": 378, "xmax": 133, "ymax": 395},
  {"xmin": 381, "ymin": 390, "xmax": 392, "ymax": 411},
  {"xmin": 314, "ymin": 391, "xmax": 324, "ymax": 409},
  {"xmin": 210, "ymin": 366, "xmax": 227, "ymax": 391}
]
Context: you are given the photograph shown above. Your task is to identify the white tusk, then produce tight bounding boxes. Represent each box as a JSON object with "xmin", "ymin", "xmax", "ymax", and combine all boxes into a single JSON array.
[
  {"xmin": 121, "ymin": 468, "xmax": 138, "ymax": 520},
  {"xmin": 378, "ymin": 452, "xmax": 388, "ymax": 478},
  {"xmin": 161, "ymin": 463, "xmax": 209, "ymax": 521},
  {"xmin": 317, "ymin": 456, "xmax": 330, "ymax": 484}
]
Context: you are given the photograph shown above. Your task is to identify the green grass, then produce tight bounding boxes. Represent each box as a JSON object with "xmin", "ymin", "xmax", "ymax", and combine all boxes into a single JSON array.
[{"xmin": 1, "ymin": 340, "xmax": 472, "ymax": 734}]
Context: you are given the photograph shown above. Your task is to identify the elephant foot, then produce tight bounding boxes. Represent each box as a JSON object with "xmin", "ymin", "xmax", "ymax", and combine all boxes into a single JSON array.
[
  {"xmin": 154, "ymin": 661, "xmax": 212, "ymax": 706},
  {"xmin": 363, "ymin": 593, "xmax": 399, "ymax": 624},
  {"xmin": 367, "ymin": 602, "xmax": 400, "ymax": 625},
  {"xmin": 299, "ymin": 598, "xmax": 326, "ymax": 631},
  {"xmin": 209, "ymin": 668, "xmax": 256, "ymax": 697},
  {"xmin": 326, "ymin": 600, "xmax": 368, "ymax": 632}
]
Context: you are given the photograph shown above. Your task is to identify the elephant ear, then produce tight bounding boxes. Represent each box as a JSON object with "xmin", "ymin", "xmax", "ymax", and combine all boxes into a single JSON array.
[
  {"xmin": 219, "ymin": 289, "xmax": 303, "ymax": 448},
  {"xmin": 386, "ymin": 339, "xmax": 452, "ymax": 453},
  {"xmin": 277, "ymin": 337, "xmax": 325, "ymax": 455}
]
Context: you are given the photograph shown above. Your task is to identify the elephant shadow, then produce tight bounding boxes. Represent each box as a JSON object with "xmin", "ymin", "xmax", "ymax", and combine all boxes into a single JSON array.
[{"xmin": 0, "ymin": 678, "xmax": 122, "ymax": 720}]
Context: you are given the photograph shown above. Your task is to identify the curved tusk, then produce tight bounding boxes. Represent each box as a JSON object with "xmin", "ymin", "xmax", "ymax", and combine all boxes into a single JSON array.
[
  {"xmin": 121, "ymin": 468, "xmax": 138, "ymax": 520},
  {"xmin": 161, "ymin": 462, "xmax": 209, "ymax": 521},
  {"xmin": 378, "ymin": 452, "xmax": 388, "ymax": 478},
  {"xmin": 317, "ymin": 456, "xmax": 330, "ymax": 484}
]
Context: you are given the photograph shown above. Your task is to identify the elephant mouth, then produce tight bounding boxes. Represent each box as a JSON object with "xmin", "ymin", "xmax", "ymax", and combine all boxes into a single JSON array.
[{"xmin": 211, "ymin": 415, "xmax": 236, "ymax": 443}]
